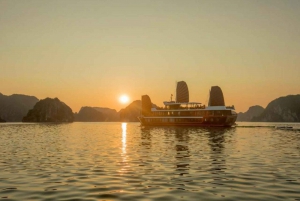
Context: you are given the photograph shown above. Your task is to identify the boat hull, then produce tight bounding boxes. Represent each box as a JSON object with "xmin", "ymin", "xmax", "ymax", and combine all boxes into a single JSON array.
[{"xmin": 138, "ymin": 115, "xmax": 237, "ymax": 127}]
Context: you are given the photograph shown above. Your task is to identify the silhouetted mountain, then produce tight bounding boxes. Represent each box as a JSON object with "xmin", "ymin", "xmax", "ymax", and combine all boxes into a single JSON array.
[
  {"xmin": 119, "ymin": 100, "xmax": 158, "ymax": 122},
  {"xmin": 0, "ymin": 93, "xmax": 39, "ymax": 122},
  {"xmin": 119, "ymin": 100, "xmax": 141, "ymax": 122},
  {"xmin": 237, "ymin": 105, "xmax": 264, "ymax": 121},
  {"xmin": 252, "ymin": 95, "xmax": 300, "ymax": 122},
  {"xmin": 74, "ymin": 107, "xmax": 105, "ymax": 122},
  {"xmin": 22, "ymin": 98, "xmax": 73, "ymax": 122},
  {"xmin": 93, "ymin": 107, "xmax": 119, "ymax": 121}
]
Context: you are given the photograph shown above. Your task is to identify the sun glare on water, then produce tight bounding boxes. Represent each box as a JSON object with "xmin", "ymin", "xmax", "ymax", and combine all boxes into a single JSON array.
[{"xmin": 119, "ymin": 95, "xmax": 129, "ymax": 104}]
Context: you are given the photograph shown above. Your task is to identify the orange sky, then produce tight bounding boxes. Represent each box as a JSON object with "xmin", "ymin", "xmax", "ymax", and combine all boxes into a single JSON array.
[{"xmin": 1, "ymin": 0, "xmax": 300, "ymax": 113}]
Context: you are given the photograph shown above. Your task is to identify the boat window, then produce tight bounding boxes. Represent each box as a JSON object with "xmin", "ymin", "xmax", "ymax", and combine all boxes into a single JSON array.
[{"xmin": 221, "ymin": 110, "xmax": 231, "ymax": 115}]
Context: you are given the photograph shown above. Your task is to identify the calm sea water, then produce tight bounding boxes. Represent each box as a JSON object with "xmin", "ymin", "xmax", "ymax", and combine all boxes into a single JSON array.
[{"xmin": 0, "ymin": 122, "xmax": 300, "ymax": 201}]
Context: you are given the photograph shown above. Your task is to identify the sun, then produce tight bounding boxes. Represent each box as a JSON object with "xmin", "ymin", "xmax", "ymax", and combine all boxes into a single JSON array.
[{"xmin": 119, "ymin": 95, "xmax": 130, "ymax": 104}]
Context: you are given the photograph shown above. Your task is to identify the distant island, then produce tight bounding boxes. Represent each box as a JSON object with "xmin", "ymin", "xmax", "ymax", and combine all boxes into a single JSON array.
[
  {"xmin": 1, "ymin": 92, "xmax": 300, "ymax": 123},
  {"xmin": 252, "ymin": 95, "xmax": 300, "ymax": 122},
  {"xmin": 0, "ymin": 93, "xmax": 39, "ymax": 122},
  {"xmin": 22, "ymin": 98, "xmax": 74, "ymax": 122},
  {"xmin": 74, "ymin": 106, "xmax": 119, "ymax": 122},
  {"xmin": 75, "ymin": 101, "xmax": 145, "ymax": 122},
  {"xmin": 237, "ymin": 105, "xmax": 264, "ymax": 122},
  {"xmin": 237, "ymin": 94, "xmax": 300, "ymax": 122}
]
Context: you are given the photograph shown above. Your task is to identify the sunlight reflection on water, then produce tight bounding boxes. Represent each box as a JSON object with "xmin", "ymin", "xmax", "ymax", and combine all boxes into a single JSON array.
[
  {"xmin": 122, "ymin": 122, "xmax": 127, "ymax": 155},
  {"xmin": 0, "ymin": 122, "xmax": 299, "ymax": 201}
]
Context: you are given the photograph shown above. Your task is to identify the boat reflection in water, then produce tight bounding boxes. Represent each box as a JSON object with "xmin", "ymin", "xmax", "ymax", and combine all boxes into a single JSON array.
[
  {"xmin": 139, "ymin": 81, "xmax": 237, "ymax": 127},
  {"xmin": 140, "ymin": 125, "xmax": 235, "ymax": 191}
]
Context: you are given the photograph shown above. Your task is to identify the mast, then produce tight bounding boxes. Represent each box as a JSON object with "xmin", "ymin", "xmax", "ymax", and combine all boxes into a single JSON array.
[
  {"xmin": 175, "ymin": 81, "xmax": 177, "ymax": 103},
  {"xmin": 207, "ymin": 89, "xmax": 210, "ymax": 106}
]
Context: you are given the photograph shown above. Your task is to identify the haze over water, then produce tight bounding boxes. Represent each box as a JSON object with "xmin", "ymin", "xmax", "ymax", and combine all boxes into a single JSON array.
[{"xmin": 1, "ymin": 122, "xmax": 299, "ymax": 200}]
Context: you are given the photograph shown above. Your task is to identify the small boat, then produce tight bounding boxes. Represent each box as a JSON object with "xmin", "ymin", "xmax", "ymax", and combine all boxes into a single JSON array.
[{"xmin": 138, "ymin": 81, "xmax": 237, "ymax": 127}]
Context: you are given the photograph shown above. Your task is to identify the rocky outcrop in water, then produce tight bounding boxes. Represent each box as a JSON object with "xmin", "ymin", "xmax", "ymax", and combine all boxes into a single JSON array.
[
  {"xmin": 252, "ymin": 95, "xmax": 300, "ymax": 122},
  {"xmin": 22, "ymin": 98, "xmax": 73, "ymax": 122},
  {"xmin": 93, "ymin": 107, "xmax": 119, "ymax": 121},
  {"xmin": 119, "ymin": 100, "xmax": 141, "ymax": 122},
  {"xmin": 74, "ymin": 107, "xmax": 105, "ymax": 122},
  {"xmin": 0, "ymin": 93, "xmax": 39, "ymax": 122},
  {"xmin": 119, "ymin": 100, "xmax": 158, "ymax": 122},
  {"xmin": 237, "ymin": 105, "xmax": 264, "ymax": 121}
]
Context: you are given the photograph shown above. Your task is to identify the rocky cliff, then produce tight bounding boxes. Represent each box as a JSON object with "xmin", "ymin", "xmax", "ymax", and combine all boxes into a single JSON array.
[
  {"xmin": 93, "ymin": 107, "xmax": 119, "ymax": 121},
  {"xmin": 119, "ymin": 100, "xmax": 141, "ymax": 122},
  {"xmin": 0, "ymin": 93, "xmax": 39, "ymax": 122},
  {"xmin": 237, "ymin": 105, "xmax": 264, "ymax": 121},
  {"xmin": 119, "ymin": 100, "xmax": 142, "ymax": 122},
  {"xmin": 74, "ymin": 107, "xmax": 105, "ymax": 122},
  {"xmin": 22, "ymin": 98, "xmax": 74, "ymax": 122},
  {"xmin": 119, "ymin": 100, "xmax": 159, "ymax": 122},
  {"xmin": 252, "ymin": 95, "xmax": 300, "ymax": 122}
]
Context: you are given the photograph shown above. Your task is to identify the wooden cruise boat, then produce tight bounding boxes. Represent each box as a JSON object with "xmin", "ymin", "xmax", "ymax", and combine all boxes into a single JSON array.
[{"xmin": 138, "ymin": 82, "xmax": 237, "ymax": 127}]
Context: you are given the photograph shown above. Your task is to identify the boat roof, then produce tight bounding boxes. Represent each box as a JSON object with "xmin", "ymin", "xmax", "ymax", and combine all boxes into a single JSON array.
[
  {"xmin": 163, "ymin": 101, "xmax": 201, "ymax": 106},
  {"xmin": 151, "ymin": 105, "xmax": 234, "ymax": 111}
]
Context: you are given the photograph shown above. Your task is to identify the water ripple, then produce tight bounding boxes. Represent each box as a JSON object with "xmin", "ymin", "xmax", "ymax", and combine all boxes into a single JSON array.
[{"xmin": 0, "ymin": 122, "xmax": 300, "ymax": 200}]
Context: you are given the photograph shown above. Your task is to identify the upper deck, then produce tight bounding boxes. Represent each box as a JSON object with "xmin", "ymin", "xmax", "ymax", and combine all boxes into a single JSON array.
[{"xmin": 153, "ymin": 101, "xmax": 235, "ymax": 111}]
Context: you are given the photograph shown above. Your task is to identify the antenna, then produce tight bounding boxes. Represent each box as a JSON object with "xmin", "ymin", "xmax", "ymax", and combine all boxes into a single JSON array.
[{"xmin": 175, "ymin": 80, "xmax": 177, "ymax": 102}]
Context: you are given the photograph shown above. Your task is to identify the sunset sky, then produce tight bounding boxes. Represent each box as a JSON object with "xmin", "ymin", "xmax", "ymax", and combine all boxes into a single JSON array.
[{"xmin": 1, "ymin": 0, "xmax": 299, "ymax": 112}]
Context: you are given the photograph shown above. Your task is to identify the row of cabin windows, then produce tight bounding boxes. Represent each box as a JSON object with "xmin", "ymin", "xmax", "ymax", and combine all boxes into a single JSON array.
[
  {"xmin": 145, "ymin": 118, "xmax": 223, "ymax": 123},
  {"xmin": 152, "ymin": 110, "xmax": 231, "ymax": 116},
  {"xmin": 145, "ymin": 118, "xmax": 203, "ymax": 123}
]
